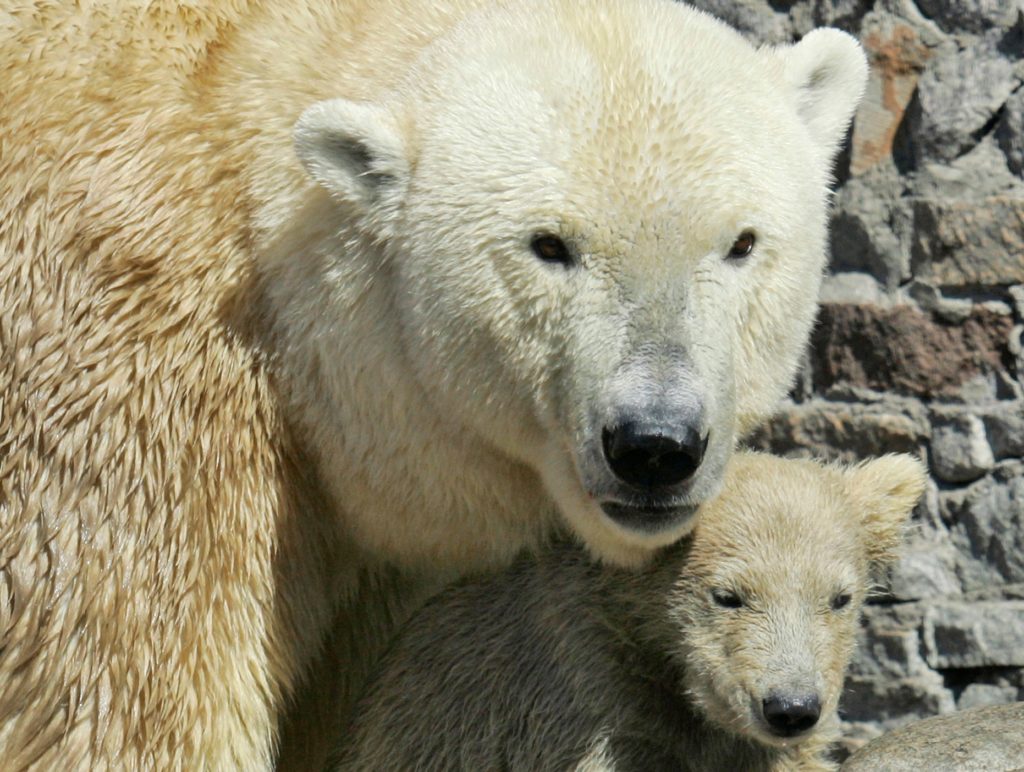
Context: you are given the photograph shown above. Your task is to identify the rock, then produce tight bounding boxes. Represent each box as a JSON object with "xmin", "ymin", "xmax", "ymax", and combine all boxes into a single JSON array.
[
  {"xmin": 997, "ymin": 87, "xmax": 1024, "ymax": 177},
  {"xmin": 957, "ymin": 683, "xmax": 1019, "ymax": 711},
  {"xmin": 842, "ymin": 703, "xmax": 1024, "ymax": 771},
  {"xmin": 911, "ymin": 195, "xmax": 1024, "ymax": 285},
  {"xmin": 981, "ymin": 405, "xmax": 1024, "ymax": 459},
  {"xmin": 923, "ymin": 600, "xmax": 1024, "ymax": 668},
  {"xmin": 811, "ymin": 0, "xmax": 875, "ymax": 31},
  {"xmin": 810, "ymin": 304, "xmax": 1016, "ymax": 399},
  {"xmin": 830, "ymin": 166, "xmax": 913, "ymax": 286},
  {"xmin": 748, "ymin": 400, "xmax": 928, "ymax": 462},
  {"xmin": 849, "ymin": 608, "xmax": 933, "ymax": 680},
  {"xmin": 850, "ymin": 11, "xmax": 936, "ymax": 175},
  {"xmin": 948, "ymin": 468, "xmax": 1024, "ymax": 587},
  {"xmin": 841, "ymin": 674, "xmax": 955, "ymax": 724},
  {"xmin": 914, "ymin": 0, "xmax": 1022, "ymax": 35},
  {"xmin": 930, "ymin": 414, "xmax": 995, "ymax": 483},
  {"xmin": 889, "ymin": 535, "xmax": 963, "ymax": 600},
  {"xmin": 684, "ymin": 0, "xmax": 791, "ymax": 42},
  {"xmin": 904, "ymin": 32, "xmax": 1021, "ymax": 165},
  {"xmin": 906, "ymin": 281, "xmax": 972, "ymax": 323},
  {"xmin": 913, "ymin": 137, "xmax": 1023, "ymax": 200},
  {"xmin": 1009, "ymin": 285, "xmax": 1024, "ymax": 317},
  {"xmin": 820, "ymin": 272, "xmax": 891, "ymax": 306}
]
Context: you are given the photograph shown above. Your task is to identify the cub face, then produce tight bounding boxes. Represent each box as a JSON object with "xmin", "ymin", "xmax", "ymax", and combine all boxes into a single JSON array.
[
  {"xmin": 294, "ymin": 0, "xmax": 868, "ymax": 565},
  {"xmin": 666, "ymin": 453, "xmax": 926, "ymax": 746}
]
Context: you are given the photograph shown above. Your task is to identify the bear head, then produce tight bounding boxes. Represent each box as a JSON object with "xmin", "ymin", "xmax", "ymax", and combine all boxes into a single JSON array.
[
  {"xmin": 658, "ymin": 452, "xmax": 927, "ymax": 747},
  {"xmin": 291, "ymin": 0, "xmax": 868, "ymax": 566}
]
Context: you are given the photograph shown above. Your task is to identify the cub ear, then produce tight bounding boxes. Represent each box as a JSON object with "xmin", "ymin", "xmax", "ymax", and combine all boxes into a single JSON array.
[
  {"xmin": 842, "ymin": 454, "xmax": 928, "ymax": 574},
  {"xmin": 294, "ymin": 98, "xmax": 408, "ymax": 208},
  {"xmin": 775, "ymin": 28, "xmax": 868, "ymax": 156}
]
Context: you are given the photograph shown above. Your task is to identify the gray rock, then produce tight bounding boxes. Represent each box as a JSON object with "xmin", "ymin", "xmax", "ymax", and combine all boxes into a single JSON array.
[
  {"xmin": 911, "ymin": 194, "xmax": 1024, "ymax": 286},
  {"xmin": 820, "ymin": 272, "xmax": 892, "ymax": 306},
  {"xmin": 913, "ymin": 137, "xmax": 1022, "ymax": 200},
  {"xmin": 842, "ymin": 703, "xmax": 1024, "ymax": 771},
  {"xmin": 914, "ymin": 0, "xmax": 1022, "ymax": 35},
  {"xmin": 930, "ymin": 413, "xmax": 995, "ymax": 483},
  {"xmin": 923, "ymin": 600, "xmax": 1024, "ymax": 668},
  {"xmin": 849, "ymin": 618, "xmax": 932, "ymax": 680},
  {"xmin": 948, "ymin": 468, "xmax": 1024, "ymax": 587},
  {"xmin": 1010, "ymin": 285, "xmax": 1024, "ymax": 317},
  {"xmin": 830, "ymin": 167, "xmax": 913, "ymax": 287},
  {"xmin": 957, "ymin": 683, "xmax": 1020, "ymax": 711},
  {"xmin": 907, "ymin": 32, "xmax": 1021, "ymax": 164},
  {"xmin": 906, "ymin": 281, "xmax": 973, "ymax": 323},
  {"xmin": 996, "ymin": 86, "xmax": 1024, "ymax": 177},
  {"xmin": 683, "ymin": 0, "xmax": 792, "ymax": 42},
  {"xmin": 841, "ymin": 674, "xmax": 955, "ymax": 724},
  {"xmin": 981, "ymin": 405, "xmax": 1024, "ymax": 459},
  {"xmin": 889, "ymin": 535, "xmax": 963, "ymax": 600}
]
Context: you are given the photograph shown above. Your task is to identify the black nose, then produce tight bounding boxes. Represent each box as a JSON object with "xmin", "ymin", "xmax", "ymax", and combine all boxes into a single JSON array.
[
  {"xmin": 601, "ymin": 423, "xmax": 708, "ymax": 489},
  {"xmin": 762, "ymin": 693, "xmax": 821, "ymax": 737}
]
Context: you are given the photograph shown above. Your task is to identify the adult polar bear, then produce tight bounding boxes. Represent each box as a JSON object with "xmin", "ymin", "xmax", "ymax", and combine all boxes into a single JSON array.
[{"xmin": 0, "ymin": 0, "xmax": 866, "ymax": 767}]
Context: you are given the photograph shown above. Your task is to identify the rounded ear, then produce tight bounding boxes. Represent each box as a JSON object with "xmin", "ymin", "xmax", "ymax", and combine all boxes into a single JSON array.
[
  {"xmin": 774, "ymin": 28, "xmax": 868, "ymax": 157},
  {"xmin": 293, "ymin": 98, "xmax": 408, "ymax": 208},
  {"xmin": 842, "ymin": 454, "xmax": 928, "ymax": 573}
]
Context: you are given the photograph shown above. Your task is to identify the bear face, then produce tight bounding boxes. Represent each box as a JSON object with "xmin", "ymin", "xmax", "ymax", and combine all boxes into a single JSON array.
[
  {"xmin": 664, "ymin": 453, "xmax": 927, "ymax": 751},
  {"xmin": 290, "ymin": 0, "xmax": 868, "ymax": 567},
  {"xmin": 336, "ymin": 452, "xmax": 926, "ymax": 771}
]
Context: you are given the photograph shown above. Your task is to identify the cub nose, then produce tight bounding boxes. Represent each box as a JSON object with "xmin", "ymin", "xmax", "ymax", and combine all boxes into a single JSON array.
[
  {"xmin": 762, "ymin": 693, "xmax": 821, "ymax": 737},
  {"xmin": 601, "ymin": 422, "xmax": 708, "ymax": 489}
]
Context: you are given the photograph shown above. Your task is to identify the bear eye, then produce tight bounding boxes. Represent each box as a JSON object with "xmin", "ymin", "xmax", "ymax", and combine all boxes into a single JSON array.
[
  {"xmin": 727, "ymin": 230, "xmax": 756, "ymax": 259},
  {"xmin": 530, "ymin": 233, "xmax": 574, "ymax": 267},
  {"xmin": 712, "ymin": 589, "xmax": 744, "ymax": 609},
  {"xmin": 831, "ymin": 592, "xmax": 852, "ymax": 611}
]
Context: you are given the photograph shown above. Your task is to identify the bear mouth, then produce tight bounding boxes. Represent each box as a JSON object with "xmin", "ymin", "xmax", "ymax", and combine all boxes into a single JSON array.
[{"xmin": 599, "ymin": 501, "xmax": 698, "ymax": 533}]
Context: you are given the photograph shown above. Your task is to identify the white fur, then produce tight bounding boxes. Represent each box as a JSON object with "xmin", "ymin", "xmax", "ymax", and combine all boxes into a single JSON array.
[{"xmin": 275, "ymin": 0, "xmax": 868, "ymax": 568}]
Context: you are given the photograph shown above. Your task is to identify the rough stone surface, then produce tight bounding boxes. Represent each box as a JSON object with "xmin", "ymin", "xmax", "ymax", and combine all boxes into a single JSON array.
[
  {"xmin": 911, "ymin": 196, "xmax": 1024, "ymax": 285},
  {"xmin": 996, "ymin": 86, "xmax": 1024, "ymax": 176},
  {"xmin": 903, "ymin": 33, "xmax": 1021, "ymax": 165},
  {"xmin": 924, "ymin": 601, "xmax": 1024, "ymax": 668},
  {"xmin": 888, "ymin": 534, "xmax": 962, "ymax": 600},
  {"xmin": 842, "ymin": 703, "xmax": 1024, "ymax": 771},
  {"xmin": 809, "ymin": 304, "xmax": 1015, "ymax": 399},
  {"xmin": 945, "ymin": 466, "xmax": 1024, "ymax": 588},
  {"xmin": 914, "ymin": 0, "xmax": 1022, "ymax": 35},
  {"xmin": 850, "ymin": 11, "xmax": 935, "ymax": 175},
  {"xmin": 957, "ymin": 683, "xmax": 1019, "ymax": 711},
  {"xmin": 930, "ymin": 414, "xmax": 995, "ymax": 482},
  {"xmin": 705, "ymin": 0, "xmax": 1024, "ymax": 757}
]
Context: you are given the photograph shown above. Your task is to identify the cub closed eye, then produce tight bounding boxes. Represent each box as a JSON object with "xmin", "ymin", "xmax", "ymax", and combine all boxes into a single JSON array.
[
  {"xmin": 727, "ymin": 230, "xmax": 756, "ymax": 259},
  {"xmin": 831, "ymin": 593, "xmax": 852, "ymax": 611},
  {"xmin": 712, "ymin": 589, "xmax": 744, "ymax": 609},
  {"xmin": 530, "ymin": 233, "xmax": 574, "ymax": 267}
]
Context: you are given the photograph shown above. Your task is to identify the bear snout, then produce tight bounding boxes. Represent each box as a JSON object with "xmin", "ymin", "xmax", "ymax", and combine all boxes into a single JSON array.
[
  {"xmin": 600, "ymin": 421, "xmax": 708, "ymax": 490},
  {"xmin": 761, "ymin": 691, "xmax": 822, "ymax": 738}
]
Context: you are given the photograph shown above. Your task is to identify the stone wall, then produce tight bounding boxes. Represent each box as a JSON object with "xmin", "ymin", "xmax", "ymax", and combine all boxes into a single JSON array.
[{"xmin": 687, "ymin": 0, "xmax": 1024, "ymax": 757}]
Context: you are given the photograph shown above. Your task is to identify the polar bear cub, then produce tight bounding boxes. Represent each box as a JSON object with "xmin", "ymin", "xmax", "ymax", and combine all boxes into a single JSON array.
[{"xmin": 335, "ymin": 452, "xmax": 926, "ymax": 771}]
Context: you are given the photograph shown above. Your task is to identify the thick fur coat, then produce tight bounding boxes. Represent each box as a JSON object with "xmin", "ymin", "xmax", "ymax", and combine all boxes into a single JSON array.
[
  {"xmin": 0, "ymin": 1, "xmax": 865, "ymax": 767},
  {"xmin": 338, "ymin": 453, "xmax": 927, "ymax": 771}
]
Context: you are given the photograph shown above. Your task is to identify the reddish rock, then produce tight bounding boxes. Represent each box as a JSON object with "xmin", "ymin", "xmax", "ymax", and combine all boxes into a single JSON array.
[
  {"xmin": 748, "ymin": 401, "xmax": 926, "ymax": 462},
  {"xmin": 810, "ymin": 304, "xmax": 1015, "ymax": 398},
  {"xmin": 850, "ymin": 17, "xmax": 933, "ymax": 175}
]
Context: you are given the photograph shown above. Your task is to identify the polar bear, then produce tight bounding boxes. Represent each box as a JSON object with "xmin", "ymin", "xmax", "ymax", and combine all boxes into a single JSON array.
[
  {"xmin": 337, "ymin": 453, "xmax": 927, "ymax": 772},
  {"xmin": 0, "ymin": 0, "xmax": 866, "ymax": 767}
]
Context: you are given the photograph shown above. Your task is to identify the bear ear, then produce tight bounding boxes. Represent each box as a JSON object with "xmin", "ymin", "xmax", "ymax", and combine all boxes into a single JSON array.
[
  {"xmin": 294, "ymin": 98, "xmax": 408, "ymax": 208},
  {"xmin": 775, "ymin": 28, "xmax": 868, "ymax": 156},
  {"xmin": 842, "ymin": 454, "xmax": 927, "ymax": 573}
]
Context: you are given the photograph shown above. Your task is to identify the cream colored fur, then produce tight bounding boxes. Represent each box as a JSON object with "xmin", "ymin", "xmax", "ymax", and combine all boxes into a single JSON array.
[
  {"xmin": 0, "ymin": 1, "xmax": 865, "ymax": 767},
  {"xmin": 338, "ymin": 452, "xmax": 927, "ymax": 771}
]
